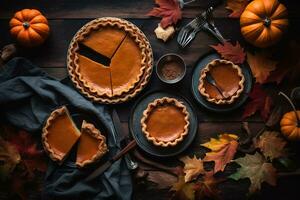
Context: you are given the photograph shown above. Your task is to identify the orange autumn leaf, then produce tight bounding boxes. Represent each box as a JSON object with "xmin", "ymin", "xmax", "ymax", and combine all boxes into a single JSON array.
[
  {"xmin": 242, "ymin": 84, "xmax": 273, "ymax": 121},
  {"xmin": 201, "ymin": 134, "xmax": 239, "ymax": 173},
  {"xmin": 170, "ymin": 175, "xmax": 195, "ymax": 200},
  {"xmin": 180, "ymin": 156, "xmax": 205, "ymax": 182},
  {"xmin": 247, "ymin": 52, "xmax": 277, "ymax": 84},
  {"xmin": 147, "ymin": 0, "xmax": 182, "ymax": 28},
  {"xmin": 226, "ymin": 0, "xmax": 250, "ymax": 18},
  {"xmin": 210, "ymin": 41, "xmax": 246, "ymax": 64},
  {"xmin": 194, "ymin": 171, "xmax": 222, "ymax": 199}
]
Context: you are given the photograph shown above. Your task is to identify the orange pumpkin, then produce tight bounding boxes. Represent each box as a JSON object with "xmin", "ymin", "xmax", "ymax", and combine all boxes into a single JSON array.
[
  {"xmin": 9, "ymin": 9, "xmax": 50, "ymax": 47},
  {"xmin": 240, "ymin": 0, "xmax": 288, "ymax": 48}
]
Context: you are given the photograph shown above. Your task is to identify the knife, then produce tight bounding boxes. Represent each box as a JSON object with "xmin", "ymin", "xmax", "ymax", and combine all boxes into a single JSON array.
[
  {"xmin": 85, "ymin": 139, "xmax": 137, "ymax": 182},
  {"xmin": 112, "ymin": 109, "xmax": 138, "ymax": 170}
]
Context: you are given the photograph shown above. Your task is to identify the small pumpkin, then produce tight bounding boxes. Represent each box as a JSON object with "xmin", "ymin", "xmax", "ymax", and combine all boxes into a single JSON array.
[
  {"xmin": 240, "ymin": 0, "xmax": 288, "ymax": 48},
  {"xmin": 279, "ymin": 92, "xmax": 300, "ymax": 140},
  {"xmin": 9, "ymin": 9, "xmax": 50, "ymax": 47}
]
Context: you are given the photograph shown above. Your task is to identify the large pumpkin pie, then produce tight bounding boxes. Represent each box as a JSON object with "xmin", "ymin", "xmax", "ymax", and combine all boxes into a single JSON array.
[
  {"xmin": 68, "ymin": 17, "xmax": 153, "ymax": 103},
  {"xmin": 141, "ymin": 97, "xmax": 190, "ymax": 147},
  {"xmin": 198, "ymin": 59, "xmax": 245, "ymax": 104},
  {"xmin": 76, "ymin": 120, "xmax": 108, "ymax": 168},
  {"xmin": 42, "ymin": 106, "xmax": 81, "ymax": 163}
]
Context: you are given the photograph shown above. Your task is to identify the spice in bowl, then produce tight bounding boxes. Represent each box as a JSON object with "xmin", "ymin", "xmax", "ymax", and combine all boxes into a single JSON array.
[{"xmin": 156, "ymin": 54, "xmax": 186, "ymax": 84}]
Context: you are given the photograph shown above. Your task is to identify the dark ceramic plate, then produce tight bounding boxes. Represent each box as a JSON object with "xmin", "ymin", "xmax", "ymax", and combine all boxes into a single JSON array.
[
  {"xmin": 129, "ymin": 91, "xmax": 198, "ymax": 157},
  {"xmin": 191, "ymin": 53, "xmax": 253, "ymax": 112}
]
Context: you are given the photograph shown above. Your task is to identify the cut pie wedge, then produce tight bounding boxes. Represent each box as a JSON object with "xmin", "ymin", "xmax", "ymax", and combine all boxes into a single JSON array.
[
  {"xmin": 42, "ymin": 106, "xmax": 81, "ymax": 163},
  {"xmin": 76, "ymin": 120, "xmax": 108, "ymax": 167}
]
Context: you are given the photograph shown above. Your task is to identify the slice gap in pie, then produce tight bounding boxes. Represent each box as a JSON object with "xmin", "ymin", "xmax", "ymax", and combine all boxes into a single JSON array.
[
  {"xmin": 42, "ymin": 106, "xmax": 81, "ymax": 163},
  {"xmin": 198, "ymin": 59, "xmax": 245, "ymax": 105},
  {"xmin": 76, "ymin": 120, "xmax": 108, "ymax": 168},
  {"xmin": 141, "ymin": 97, "xmax": 190, "ymax": 147}
]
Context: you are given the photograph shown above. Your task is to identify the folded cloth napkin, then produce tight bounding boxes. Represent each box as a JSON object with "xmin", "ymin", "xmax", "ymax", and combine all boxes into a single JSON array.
[{"xmin": 0, "ymin": 57, "xmax": 132, "ymax": 200}]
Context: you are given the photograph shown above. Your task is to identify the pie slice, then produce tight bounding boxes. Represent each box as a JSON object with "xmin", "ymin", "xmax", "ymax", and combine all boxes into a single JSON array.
[
  {"xmin": 110, "ymin": 35, "xmax": 143, "ymax": 96},
  {"xmin": 76, "ymin": 120, "xmax": 108, "ymax": 167},
  {"xmin": 82, "ymin": 26, "xmax": 126, "ymax": 58},
  {"xmin": 42, "ymin": 106, "xmax": 81, "ymax": 163},
  {"xmin": 141, "ymin": 97, "xmax": 190, "ymax": 147},
  {"xmin": 198, "ymin": 59, "xmax": 245, "ymax": 105},
  {"xmin": 76, "ymin": 54, "xmax": 112, "ymax": 97}
]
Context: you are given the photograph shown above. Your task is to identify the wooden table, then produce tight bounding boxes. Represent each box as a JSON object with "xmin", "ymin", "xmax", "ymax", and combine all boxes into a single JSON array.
[{"xmin": 1, "ymin": 0, "xmax": 300, "ymax": 199}]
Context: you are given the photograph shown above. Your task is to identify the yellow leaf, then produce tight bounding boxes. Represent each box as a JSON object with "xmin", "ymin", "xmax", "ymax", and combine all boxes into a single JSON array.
[
  {"xmin": 171, "ymin": 175, "xmax": 195, "ymax": 200},
  {"xmin": 180, "ymin": 156, "xmax": 205, "ymax": 182},
  {"xmin": 247, "ymin": 52, "xmax": 277, "ymax": 84},
  {"xmin": 201, "ymin": 134, "xmax": 238, "ymax": 151}
]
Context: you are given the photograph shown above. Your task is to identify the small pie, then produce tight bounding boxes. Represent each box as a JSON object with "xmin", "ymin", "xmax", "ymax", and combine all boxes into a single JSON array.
[
  {"xmin": 68, "ymin": 17, "xmax": 153, "ymax": 103},
  {"xmin": 42, "ymin": 106, "xmax": 81, "ymax": 163},
  {"xmin": 198, "ymin": 59, "xmax": 245, "ymax": 104},
  {"xmin": 76, "ymin": 120, "xmax": 108, "ymax": 168},
  {"xmin": 141, "ymin": 97, "xmax": 190, "ymax": 147}
]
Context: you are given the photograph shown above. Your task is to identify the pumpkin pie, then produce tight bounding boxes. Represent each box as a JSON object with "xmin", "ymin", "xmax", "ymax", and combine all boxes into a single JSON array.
[
  {"xmin": 42, "ymin": 106, "xmax": 81, "ymax": 163},
  {"xmin": 68, "ymin": 17, "xmax": 153, "ymax": 103},
  {"xmin": 198, "ymin": 59, "xmax": 245, "ymax": 104},
  {"xmin": 76, "ymin": 120, "xmax": 108, "ymax": 168},
  {"xmin": 141, "ymin": 97, "xmax": 190, "ymax": 147}
]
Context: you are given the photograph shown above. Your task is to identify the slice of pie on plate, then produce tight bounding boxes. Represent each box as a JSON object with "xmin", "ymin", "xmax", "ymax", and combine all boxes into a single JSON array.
[
  {"xmin": 76, "ymin": 120, "xmax": 108, "ymax": 168},
  {"xmin": 198, "ymin": 59, "xmax": 245, "ymax": 105},
  {"xmin": 141, "ymin": 97, "xmax": 190, "ymax": 147},
  {"xmin": 42, "ymin": 106, "xmax": 81, "ymax": 163}
]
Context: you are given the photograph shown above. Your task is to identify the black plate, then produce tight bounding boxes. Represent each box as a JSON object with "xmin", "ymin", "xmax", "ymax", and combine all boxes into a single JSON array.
[
  {"xmin": 191, "ymin": 53, "xmax": 253, "ymax": 112},
  {"xmin": 129, "ymin": 91, "xmax": 198, "ymax": 157}
]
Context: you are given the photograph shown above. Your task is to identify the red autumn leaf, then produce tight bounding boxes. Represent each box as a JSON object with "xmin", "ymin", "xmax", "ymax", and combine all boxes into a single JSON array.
[
  {"xmin": 194, "ymin": 171, "xmax": 222, "ymax": 199},
  {"xmin": 226, "ymin": 0, "xmax": 250, "ymax": 18},
  {"xmin": 147, "ymin": 0, "xmax": 182, "ymax": 28},
  {"xmin": 264, "ymin": 65, "xmax": 289, "ymax": 85},
  {"xmin": 242, "ymin": 84, "xmax": 273, "ymax": 121},
  {"xmin": 8, "ymin": 130, "xmax": 47, "ymax": 173},
  {"xmin": 210, "ymin": 41, "xmax": 246, "ymax": 64}
]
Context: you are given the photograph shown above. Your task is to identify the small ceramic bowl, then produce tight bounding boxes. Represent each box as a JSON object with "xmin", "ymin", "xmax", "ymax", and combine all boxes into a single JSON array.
[{"xmin": 156, "ymin": 53, "xmax": 186, "ymax": 84}]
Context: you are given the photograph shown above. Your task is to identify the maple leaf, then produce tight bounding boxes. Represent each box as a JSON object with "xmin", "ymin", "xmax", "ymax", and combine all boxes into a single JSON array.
[
  {"xmin": 194, "ymin": 171, "xmax": 222, "ymax": 199},
  {"xmin": 210, "ymin": 41, "xmax": 246, "ymax": 64},
  {"xmin": 264, "ymin": 66, "xmax": 289, "ymax": 85},
  {"xmin": 171, "ymin": 175, "xmax": 195, "ymax": 200},
  {"xmin": 8, "ymin": 130, "xmax": 47, "ymax": 174},
  {"xmin": 247, "ymin": 52, "xmax": 277, "ymax": 84},
  {"xmin": 254, "ymin": 131, "xmax": 287, "ymax": 161},
  {"xmin": 147, "ymin": 0, "xmax": 182, "ymax": 28},
  {"xmin": 242, "ymin": 84, "xmax": 273, "ymax": 121},
  {"xmin": 201, "ymin": 134, "xmax": 239, "ymax": 173},
  {"xmin": 180, "ymin": 156, "xmax": 205, "ymax": 182},
  {"xmin": 226, "ymin": 0, "xmax": 249, "ymax": 18},
  {"xmin": 229, "ymin": 152, "xmax": 277, "ymax": 194},
  {"xmin": 0, "ymin": 137, "xmax": 21, "ymax": 181}
]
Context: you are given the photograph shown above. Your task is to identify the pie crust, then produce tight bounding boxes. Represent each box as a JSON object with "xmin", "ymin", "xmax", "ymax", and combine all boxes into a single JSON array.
[
  {"xmin": 67, "ymin": 17, "xmax": 153, "ymax": 103},
  {"xmin": 76, "ymin": 120, "xmax": 108, "ymax": 168},
  {"xmin": 42, "ymin": 106, "xmax": 81, "ymax": 163},
  {"xmin": 141, "ymin": 97, "xmax": 190, "ymax": 147},
  {"xmin": 198, "ymin": 59, "xmax": 245, "ymax": 104}
]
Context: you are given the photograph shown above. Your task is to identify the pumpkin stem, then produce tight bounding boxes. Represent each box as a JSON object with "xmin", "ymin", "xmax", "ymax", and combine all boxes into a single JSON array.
[
  {"xmin": 263, "ymin": 17, "xmax": 271, "ymax": 27},
  {"xmin": 279, "ymin": 91, "xmax": 300, "ymax": 127},
  {"xmin": 22, "ymin": 22, "xmax": 30, "ymax": 29}
]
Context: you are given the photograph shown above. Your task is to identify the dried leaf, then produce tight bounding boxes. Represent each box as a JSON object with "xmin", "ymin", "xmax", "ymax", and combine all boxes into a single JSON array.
[
  {"xmin": 201, "ymin": 134, "xmax": 239, "ymax": 173},
  {"xmin": 0, "ymin": 137, "xmax": 21, "ymax": 181},
  {"xmin": 180, "ymin": 156, "xmax": 205, "ymax": 182},
  {"xmin": 265, "ymin": 66, "xmax": 289, "ymax": 85},
  {"xmin": 254, "ymin": 131, "xmax": 287, "ymax": 161},
  {"xmin": 8, "ymin": 130, "xmax": 47, "ymax": 174},
  {"xmin": 226, "ymin": 0, "xmax": 249, "ymax": 18},
  {"xmin": 242, "ymin": 84, "xmax": 273, "ymax": 121},
  {"xmin": 247, "ymin": 52, "xmax": 277, "ymax": 84},
  {"xmin": 210, "ymin": 41, "xmax": 246, "ymax": 64},
  {"xmin": 194, "ymin": 171, "xmax": 221, "ymax": 199},
  {"xmin": 147, "ymin": 0, "xmax": 182, "ymax": 28},
  {"xmin": 229, "ymin": 152, "xmax": 277, "ymax": 194},
  {"xmin": 171, "ymin": 175, "xmax": 195, "ymax": 200}
]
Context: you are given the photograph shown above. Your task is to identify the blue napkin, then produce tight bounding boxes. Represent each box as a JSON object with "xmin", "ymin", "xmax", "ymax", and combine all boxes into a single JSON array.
[{"xmin": 0, "ymin": 57, "xmax": 132, "ymax": 200}]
